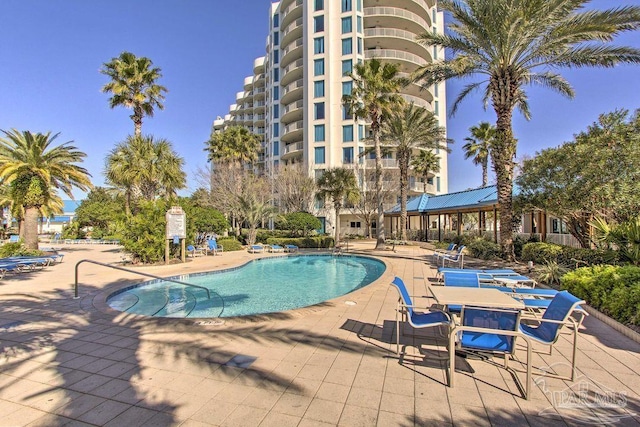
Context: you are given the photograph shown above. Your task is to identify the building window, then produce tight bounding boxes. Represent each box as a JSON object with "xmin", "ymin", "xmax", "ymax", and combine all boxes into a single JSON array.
[
  {"xmin": 350, "ymin": 221, "xmax": 361, "ymax": 228},
  {"xmin": 357, "ymin": 16, "xmax": 362, "ymax": 33},
  {"xmin": 358, "ymin": 146, "xmax": 364, "ymax": 163},
  {"xmin": 314, "ymin": 16, "xmax": 324, "ymax": 32},
  {"xmin": 433, "ymin": 45, "xmax": 438, "ymax": 60},
  {"xmin": 273, "ymin": 123, "xmax": 279, "ymax": 137},
  {"xmin": 436, "ymin": 176, "xmax": 441, "ymax": 192},
  {"xmin": 342, "ymin": 38, "xmax": 352, "ymax": 55},
  {"xmin": 273, "ymin": 50, "xmax": 279, "ymax": 64},
  {"xmin": 273, "ymin": 31, "xmax": 279, "ymax": 46},
  {"xmin": 314, "ymin": 37, "xmax": 324, "ymax": 54},
  {"xmin": 358, "ymin": 124, "xmax": 365, "ymax": 140},
  {"xmin": 434, "ymin": 83, "xmax": 439, "ymax": 97},
  {"xmin": 273, "ymin": 142, "xmax": 279, "ymax": 156},
  {"xmin": 314, "ymin": 102, "xmax": 325, "ymax": 120},
  {"xmin": 314, "ymin": 59, "xmax": 325, "ymax": 76},
  {"xmin": 432, "ymin": 9, "xmax": 437, "ymax": 24},
  {"xmin": 343, "ymin": 125, "xmax": 354, "ymax": 142},
  {"xmin": 341, "ymin": 17, "xmax": 352, "ymax": 33},
  {"xmin": 343, "ymin": 147, "xmax": 354, "ymax": 164},
  {"xmin": 342, "ymin": 0, "xmax": 352, "ymax": 12},
  {"xmin": 342, "ymin": 59, "xmax": 353, "ymax": 75},
  {"xmin": 314, "ymin": 147, "xmax": 325, "ymax": 163},
  {"xmin": 314, "ymin": 125, "xmax": 325, "ymax": 142},
  {"xmin": 315, "ymin": 0, "xmax": 323, "ymax": 11},
  {"xmin": 357, "ymin": 0, "xmax": 362, "ymax": 11},
  {"xmin": 273, "ymin": 104, "xmax": 279, "ymax": 119},
  {"xmin": 342, "ymin": 105, "xmax": 352, "ymax": 120},
  {"xmin": 434, "ymin": 100, "xmax": 439, "ymax": 115},
  {"xmin": 273, "ymin": 13, "xmax": 279, "ymax": 28},
  {"xmin": 273, "ymin": 68, "xmax": 279, "ymax": 82},
  {"xmin": 357, "ymin": 37, "xmax": 363, "ymax": 54},
  {"xmin": 273, "ymin": 86, "xmax": 279, "ymax": 100},
  {"xmin": 314, "ymin": 80, "xmax": 325, "ymax": 97},
  {"xmin": 342, "ymin": 81, "xmax": 353, "ymax": 95}
]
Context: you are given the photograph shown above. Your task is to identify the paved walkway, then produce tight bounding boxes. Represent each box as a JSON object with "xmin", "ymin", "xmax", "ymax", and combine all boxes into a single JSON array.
[{"xmin": 0, "ymin": 242, "xmax": 638, "ymax": 426}]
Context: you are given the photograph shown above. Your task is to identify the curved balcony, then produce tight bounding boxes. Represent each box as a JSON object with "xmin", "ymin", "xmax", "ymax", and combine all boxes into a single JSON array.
[
  {"xmin": 281, "ymin": 17, "xmax": 303, "ymax": 48},
  {"xmin": 409, "ymin": 180, "xmax": 436, "ymax": 195},
  {"xmin": 278, "ymin": 0, "xmax": 296, "ymax": 12},
  {"xmin": 364, "ymin": 0, "xmax": 433, "ymax": 23},
  {"xmin": 281, "ymin": 141, "xmax": 304, "ymax": 161},
  {"xmin": 253, "ymin": 87, "xmax": 266, "ymax": 100},
  {"xmin": 213, "ymin": 117, "xmax": 225, "ymax": 130},
  {"xmin": 281, "ymin": 58, "xmax": 303, "ymax": 87},
  {"xmin": 363, "ymin": 7, "xmax": 430, "ymax": 35},
  {"xmin": 281, "ymin": 120, "xmax": 304, "ymax": 144},
  {"xmin": 253, "ymin": 113, "xmax": 266, "ymax": 126},
  {"xmin": 397, "ymin": 73, "xmax": 434, "ymax": 103},
  {"xmin": 253, "ymin": 56, "xmax": 265, "ymax": 74},
  {"xmin": 281, "ymin": 0, "xmax": 302, "ymax": 29},
  {"xmin": 400, "ymin": 94, "xmax": 431, "ymax": 111},
  {"xmin": 364, "ymin": 49, "xmax": 427, "ymax": 72},
  {"xmin": 281, "ymin": 99, "xmax": 303, "ymax": 125},
  {"xmin": 365, "ymin": 158, "xmax": 397, "ymax": 169},
  {"xmin": 253, "ymin": 73, "xmax": 266, "ymax": 87},
  {"xmin": 281, "ymin": 78, "xmax": 304, "ymax": 105},
  {"xmin": 364, "ymin": 28, "xmax": 432, "ymax": 61},
  {"xmin": 244, "ymin": 76, "xmax": 254, "ymax": 91},
  {"xmin": 281, "ymin": 38, "xmax": 303, "ymax": 68},
  {"xmin": 253, "ymin": 100, "xmax": 266, "ymax": 113}
]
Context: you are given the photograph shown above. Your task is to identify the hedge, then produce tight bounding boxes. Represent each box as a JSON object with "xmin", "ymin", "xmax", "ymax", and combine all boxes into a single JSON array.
[
  {"xmin": 521, "ymin": 242, "xmax": 618, "ymax": 267},
  {"xmin": 265, "ymin": 236, "xmax": 335, "ymax": 248},
  {"xmin": 562, "ymin": 265, "xmax": 640, "ymax": 326}
]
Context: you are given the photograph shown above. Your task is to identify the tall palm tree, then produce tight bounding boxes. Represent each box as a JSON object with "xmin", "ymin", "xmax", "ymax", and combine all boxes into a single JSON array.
[
  {"xmin": 101, "ymin": 52, "xmax": 168, "ymax": 137},
  {"xmin": 205, "ymin": 126, "xmax": 261, "ymax": 167},
  {"xmin": 0, "ymin": 130, "xmax": 91, "ymax": 249},
  {"xmin": 413, "ymin": 0, "xmax": 640, "ymax": 260},
  {"xmin": 316, "ymin": 168, "xmax": 360, "ymax": 245},
  {"xmin": 105, "ymin": 135, "xmax": 186, "ymax": 215},
  {"xmin": 411, "ymin": 150, "xmax": 440, "ymax": 193},
  {"xmin": 463, "ymin": 122, "xmax": 495, "ymax": 187},
  {"xmin": 380, "ymin": 103, "xmax": 448, "ymax": 241},
  {"xmin": 343, "ymin": 58, "xmax": 405, "ymax": 249}
]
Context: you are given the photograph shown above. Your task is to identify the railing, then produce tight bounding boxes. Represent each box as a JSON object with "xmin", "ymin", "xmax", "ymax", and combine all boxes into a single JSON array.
[
  {"xmin": 364, "ymin": 48, "xmax": 427, "ymax": 66},
  {"xmin": 74, "ymin": 260, "xmax": 224, "ymax": 317},
  {"xmin": 363, "ymin": 7, "xmax": 429, "ymax": 31}
]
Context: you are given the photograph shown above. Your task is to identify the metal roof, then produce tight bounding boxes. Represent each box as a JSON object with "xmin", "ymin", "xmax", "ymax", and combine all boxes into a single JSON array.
[{"xmin": 387, "ymin": 185, "xmax": 499, "ymax": 214}]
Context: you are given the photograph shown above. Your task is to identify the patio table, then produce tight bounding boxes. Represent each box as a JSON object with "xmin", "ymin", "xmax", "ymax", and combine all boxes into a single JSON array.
[
  {"xmin": 493, "ymin": 276, "xmax": 536, "ymax": 288},
  {"xmin": 429, "ymin": 286, "xmax": 525, "ymax": 310}
]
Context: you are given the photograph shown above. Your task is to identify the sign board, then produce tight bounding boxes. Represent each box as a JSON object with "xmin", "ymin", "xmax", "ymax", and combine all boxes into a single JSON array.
[{"xmin": 165, "ymin": 206, "xmax": 186, "ymax": 239}]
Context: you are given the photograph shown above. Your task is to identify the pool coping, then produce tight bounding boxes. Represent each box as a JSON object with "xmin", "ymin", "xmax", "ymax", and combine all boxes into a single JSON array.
[{"xmin": 89, "ymin": 252, "xmax": 395, "ymax": 326}]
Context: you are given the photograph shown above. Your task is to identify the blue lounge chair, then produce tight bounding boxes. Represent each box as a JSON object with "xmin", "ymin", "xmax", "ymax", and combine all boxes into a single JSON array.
[
  {"xmin": 442, "ymin": 271, "xmax": 480, "ymax": 287},
  {"xmin": 207, "ymin": 239, "xmax": 223, "ymax": 255},
  {"xmin": 432, "ymin": 243, "xmax": 456, "ymax": 264},
  {"xmin": 284, "ymin": 244, "xmax": 299, "ymax": 253},
  {"xmin": 390, "ymin": 277, "xmax": 451, "ymax": 355},
  {"xmin": 186, "ymin": 245, "xmax": 204, "ymax": 257},
  {"xmin": 519, "ymin": 291, "xmax": 586, "ymax": 381},
  {"xmin": 268, "ymin": 244, "xmax": 284, "ymax": 253},
  {"xmin": 449, "ymin": 306, "xmax": 532, "ymax": 399},
  {"xmin": 249, "ymin": 244, "xmax": 264, "ymax": 253},
  {"xmin": 439, "ymin": 245, "xmax": 466, "ymax": 268}
]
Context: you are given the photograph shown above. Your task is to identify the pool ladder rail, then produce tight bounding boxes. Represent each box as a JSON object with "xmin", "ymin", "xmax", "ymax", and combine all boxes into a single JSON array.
[{"xmin": 74, "ymin": 259, "xmax": 225, "ymax": 317}]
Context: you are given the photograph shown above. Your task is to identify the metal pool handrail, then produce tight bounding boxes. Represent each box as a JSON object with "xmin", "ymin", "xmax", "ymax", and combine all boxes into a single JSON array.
[{"xmin": 74, "ymin": 260, "xmax": 225, "ymax": 317}]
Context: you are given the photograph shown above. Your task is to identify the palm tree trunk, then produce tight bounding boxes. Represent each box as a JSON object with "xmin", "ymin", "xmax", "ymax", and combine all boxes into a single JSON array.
[
  {"xmin": 133, "ymin": 107, "xmax": 143, "ymax": 137},
  {"xmin": 373, "ymin": 123, "xmax": 386, "ymax": 250},
  {"xmin": 334, "ymin": 206, "xmax": 341, "ymax": 246},
  {"xmin": 23, "ymin": 206, "xmax": 40, "ymax": 250},
  {"xmin": 399, "ymin": 155, "xmax": 409, "ymax": 242},
  {"xmin": 482, "ymin": 159, "xmax": 488, "ymax": 187}
]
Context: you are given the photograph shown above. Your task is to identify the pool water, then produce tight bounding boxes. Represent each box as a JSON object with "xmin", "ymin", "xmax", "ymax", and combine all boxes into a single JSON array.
[{"xmin": 107, "ymin": 254, "xmax": 386, "ymax": 318}]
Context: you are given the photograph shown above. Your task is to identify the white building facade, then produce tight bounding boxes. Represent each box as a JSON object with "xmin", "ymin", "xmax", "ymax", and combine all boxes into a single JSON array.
[{"xmin": 215, "ymin": 0, "xmax": 447, "ymax": 237}]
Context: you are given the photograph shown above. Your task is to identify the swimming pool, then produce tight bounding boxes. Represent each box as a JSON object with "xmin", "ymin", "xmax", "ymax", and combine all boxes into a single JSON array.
[{"xmin": 106, "ymin": 254, "xmax": 386, "ymax": 318}]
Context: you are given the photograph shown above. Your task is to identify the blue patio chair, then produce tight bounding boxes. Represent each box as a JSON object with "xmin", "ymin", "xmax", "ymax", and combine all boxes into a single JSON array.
[
  {"xmin": 249, "ymin": 244, "xmax": 264, "ymax": 253},
  {"xmin": 432, "ymin": 243, "xmax": 456, "ymax": 264},
  {"xmin": 284, "ymin": 244, "xmax": 299, "ymax": 252},
  {"xmin": 186, "ymin": 245, "xmax": 204, "ymax": 257},
  {"xmin": 207, "ymin": 239, "xmax": 223, "ymax": 255},
  {"xmin": 442, "ymin": 271, "xmax": 480, "ymax": 287},
  {"xmin": 440, "ymin": 245, "xmax": 466, "ymax": 268},
  {"xmin": 268, "ymin": 244, "xmax": 284, "ymax": 253},
  {"xmin": 449, "ymin": 306, "xmax": 532, "ymax": 399},
  {"xmin": 518, "ymin": 291, "xmax": 586, "ymax": 381},
  {"xmin": 390, "ymin": 277, "xmax": 451, "ymax": 355}
]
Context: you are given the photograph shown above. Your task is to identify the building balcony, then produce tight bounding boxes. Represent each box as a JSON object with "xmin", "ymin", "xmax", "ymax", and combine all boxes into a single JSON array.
[
  {"xmin": 281, "ymin": 17, "xmax": 303, "ymax": 49},
  {"xmin": 244, "ymin": 76, "xmax": 254, "ymax": 90},
  {"xmin": 364, "ymin": 0, "xmax": 433, "ymax": 24},
  {"xmin": 281, "ymin": 120, "xmax": 304, "ymax": 144},
  {"xmin": 253, "ymin": 73, "xmax": 266, "ymax": 87},
  {"xmin": 281, "ymin": 78, "xmax": 304, "ymax": 105},
  {"xmin": 253, "ymin": 56, "xmax": 265, "ymax": 74},
  {"xmin": 363, "ymin": 7, "xmax": 430, "ymax": 35},
  {"xmin": 365, "ymin": 158, "xmax": 397, "ymax": 169},
  {"xmin": 281, "ymin": 141, "xmax": 304, "ymax": 160},
  {"xmin": 281, "ymin": 58, "xmax": 303, "ymax": 87},
  {"xmin": 364, "ymin": 48, "xmax": 427, "ymax": 73},
  {"xmin": 363, "ymin": 28, "xmax": 432, "ymax": 62},
  {"xmin": 409, "ymin": 181, "xmax": 436, "ymax": 195},
  {"xmin": 281, "ymin": 38, "xmax": 303, "ymax": 68},
  {"xmin": 281, "ymin": 99, "xmax": 303, "ymax": 125},
  {"xmin": 281, "ymin": 0, "xmax": 303, "ymax": 29},
  {"xmin": 400, "ymin": 94, "xmax": 431, "ymax": 110}
]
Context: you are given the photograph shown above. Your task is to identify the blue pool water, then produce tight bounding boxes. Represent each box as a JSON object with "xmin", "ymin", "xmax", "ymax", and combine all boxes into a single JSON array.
[{"xmin": 107, "ymin": 254, "xmax": 386, "ymax": 318}]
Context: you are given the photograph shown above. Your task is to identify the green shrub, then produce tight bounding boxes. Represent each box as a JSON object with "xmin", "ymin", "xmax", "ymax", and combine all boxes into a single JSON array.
[
  {"xmin": 562, "ymin": 265, "xmax": 640, "ymax": 326},
  {"xmin": 217, "ymin": 237, "xmax": 243, "ymax": 251},
  {"xmin": 121, "ymin": 200, "xmax": 173, "ymax": 264},
  {"xmin": 520, "ymin": 242, "xmax": 617, "ymax": 267},
  {"xmin": 266, "ymin": 236, "xmax": 334, "ymax": 248},
  {"xmin": 0, "ymin": 242, "xmax": 43, "ymax": 258},
  {"xmin": 466, "ymin": 238, "xmax": 501, "ymax": 260},
  {"xmin": 533, "ymin": 260, "xmax": 568, "ymax": 287},
  {"xmin": 280, "ymin": 212, "xmax": 321, "ymax": 236}
]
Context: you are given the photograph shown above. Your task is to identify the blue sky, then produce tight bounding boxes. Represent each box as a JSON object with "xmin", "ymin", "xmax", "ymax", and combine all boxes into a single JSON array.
[{"xmin": 1, "ymin": 0, "xmax": 638, "ymax": 199}]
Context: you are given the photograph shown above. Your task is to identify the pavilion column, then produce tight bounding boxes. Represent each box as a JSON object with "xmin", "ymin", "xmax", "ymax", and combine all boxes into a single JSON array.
[{"xmin": 457, "ymin": 212, "xmax": 462, "ymax": 237}]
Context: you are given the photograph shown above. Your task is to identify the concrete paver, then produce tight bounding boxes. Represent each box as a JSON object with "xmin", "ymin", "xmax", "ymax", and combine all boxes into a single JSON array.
[{"xmin": 0, "ymin": 242, "xmax": 638, "ymax": 426}]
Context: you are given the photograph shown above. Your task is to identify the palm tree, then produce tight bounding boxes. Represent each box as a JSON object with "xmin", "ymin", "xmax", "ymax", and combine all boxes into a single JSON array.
[
  {"xmin": 101, "ymin": 52, "xmax": 168, "ymax": 137},
  {"xmin": 413, "ymin": 0, "xmax": 640, "ymax": 260},
  {"xmin": 205, "ymin": 126, "xmax": 261, "ymax": 167},
  {"xmin": 343, "ymin": 58, "xmax": 405, "ymax": 249},
  {"xmin": 0, "ymin": 130, "xmax": 91, "ymax": 249},
  {"xmin": 105, "ymin": 135, "xmax": 186, "ymax": 215},
  {"xmin": 411, "ymin": 150, "xmax": 440, "ymax": 193},
  {"xmin": 380, "ymin": 103, "xmax": 448, "ymax": 241},
  {"xmin": 463, "ymin": 122, "xmax": 495, "ymax": 187},
  {"xmin": 316, "ymin": 168, "xmax": 360, "ymax": 246}
]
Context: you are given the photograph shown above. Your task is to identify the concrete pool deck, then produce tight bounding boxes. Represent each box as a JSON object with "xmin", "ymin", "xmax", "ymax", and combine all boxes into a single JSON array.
[{"xmin": 0, "ymin": 242, "xmax": 638, "ymax": 426}]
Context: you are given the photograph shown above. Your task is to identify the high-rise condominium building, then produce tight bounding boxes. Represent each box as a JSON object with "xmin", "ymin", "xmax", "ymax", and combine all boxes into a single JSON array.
[{"xmin": 215, "ymin": 0, "xmax": 446, "ymax": 236}]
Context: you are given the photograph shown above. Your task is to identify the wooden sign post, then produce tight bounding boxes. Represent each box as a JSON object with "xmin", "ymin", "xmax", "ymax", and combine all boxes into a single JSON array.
[{"xmin": 165, "ymin": 206, "xmax": 186, "ymax": 264}]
